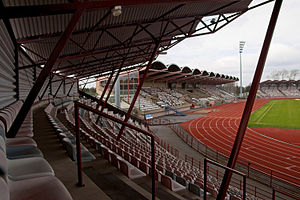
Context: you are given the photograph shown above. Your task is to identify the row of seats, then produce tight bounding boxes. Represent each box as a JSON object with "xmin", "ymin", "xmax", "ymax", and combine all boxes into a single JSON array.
[
  {"xmin": 143, "ymin": 87, "xmax": 185, "ymax": 107},
  {"xmin": 88, "ymin": 100, "xmax": 256, "ymax": 199},
  {"xmin": 71, "ymin": 98, "xmax": 254, "ymax": 199},
  {"xmin": 77, "ymin": 100, "xmax": 213, "ymax": 195},
  {"xmin": 123, "ymin": 95, "xmax": 161, "ymax": 111},
  {"xmin": 259, "ymin": 87, "xmax": 300, "ymax": 97},
  {"xmin": 0, "ymin": 100, "xmax": 72, "ymax": 200},
  {"xmin": 44, "ymin": 103, "xmax": 96, "ymax": 162},
  {"xmin": 71, "ymin": 100, "xmax": 187, "ymax": 192}
]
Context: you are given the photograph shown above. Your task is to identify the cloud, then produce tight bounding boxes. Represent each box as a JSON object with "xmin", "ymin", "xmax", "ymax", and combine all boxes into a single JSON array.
[{"xmin": 158, "ymin": 0, "xmax": 300, "ymax": 86}]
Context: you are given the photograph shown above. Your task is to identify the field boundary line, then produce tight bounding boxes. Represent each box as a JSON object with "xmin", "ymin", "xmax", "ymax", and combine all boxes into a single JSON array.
[{"xmin": 256, "ymin": 101, "xmax": 274, "ymax": 124}]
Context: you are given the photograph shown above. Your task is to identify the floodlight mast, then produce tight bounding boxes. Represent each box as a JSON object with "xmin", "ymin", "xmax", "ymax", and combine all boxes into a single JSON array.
[{"xmin": 239, "ymin": 41, "xmax": 246, "ymax": 98}]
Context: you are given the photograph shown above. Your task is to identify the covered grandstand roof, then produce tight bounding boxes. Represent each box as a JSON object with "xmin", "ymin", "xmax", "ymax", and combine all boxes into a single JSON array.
[
  {"xmin": 1, "ymin": 0, "xmax": 254, "ymax": 81},
  {"xmin": 143, "ymin": 61, "xmax": 238, "ymax": 85}
]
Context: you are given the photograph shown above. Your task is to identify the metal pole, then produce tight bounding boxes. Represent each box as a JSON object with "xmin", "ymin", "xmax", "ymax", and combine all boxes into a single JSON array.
[
  {"xmin": 7, "ymin": 7, "xmax": 85, "ymax": 138},
  {"xmin": 74, "ymin": 102, "xmax": 84, "ymax": 186},
  {"xmin": 95, "ymin": 68, "xmax": 115, "ymax": 110},
  {"xmin": 239, "ymin": 41, "xmax": 245, "ymax": 98},
  {"xmin": 115, "ymin": 75, "xmax": 120, "ymax": 108},
  {"xmin": 151, "ymin": 136, "xmax": 156, "ymax": 200},
  {"xmin": 217, "ymin": 0, "xmax": 283, "ymax": 199},
  {"xmin": 117, "ymin": 42, "xmax": 160, "ymax": 141},
  {"xmin": 54, "ymin": 79, "xmax": 64, "ymax": 97},
  {"xmin": 96, "ymin": 60, "xmax": 125, "ymax": 123},
  {"xmin": 243, "ymin": 175, "xmax": 246, "ymax": 200},
  {"xmin": 75, "ymin": 101, "xmax": 155, "ymax": 197},
  {"xmin": 14, "ymin": 45, "xmax": 19, "ymax": 100},
  {"xmin": 67, "ymin": 81, "xmax": 76, "ymax": 96},
  {"xmin": 204, "ymin": 158, "xmax": 207, "ymax": 200},
  {"xmin": 239, "ymin": 50, "xmax": 243, "ymax": 98}
]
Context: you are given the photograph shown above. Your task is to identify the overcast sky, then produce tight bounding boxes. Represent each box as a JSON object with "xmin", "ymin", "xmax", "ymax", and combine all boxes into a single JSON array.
[{"xmin": 157, "ymin": 0, "xmax": 300, "ymax": 86}]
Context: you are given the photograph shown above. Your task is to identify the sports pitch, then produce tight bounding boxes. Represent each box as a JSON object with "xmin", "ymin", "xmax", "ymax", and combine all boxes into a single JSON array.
[{"xmin": 248, "ymin": 99, "xmax": 300, "ymax": 129}]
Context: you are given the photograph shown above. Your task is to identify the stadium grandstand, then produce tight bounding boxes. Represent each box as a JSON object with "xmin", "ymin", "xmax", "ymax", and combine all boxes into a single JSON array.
[
  {"xmin": 96, "ymin": 61, "xmax": 237, "ymax": 118},
  {"xmin": 1, "ymin": 0, "xmax": 299, "ymax": 200},
  {"xmin": 258, "ymin": 80, "xmax": 300, "ymax": 98}
]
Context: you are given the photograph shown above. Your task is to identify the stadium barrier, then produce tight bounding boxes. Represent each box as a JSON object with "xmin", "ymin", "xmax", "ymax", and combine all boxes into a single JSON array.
[
  {"xmin": 169, "ymin": 123, "xmax": 300, "ymax": 199},
  {"xmin": 74, "ymin": 101, "xmax": 157, "ymax": 200}
]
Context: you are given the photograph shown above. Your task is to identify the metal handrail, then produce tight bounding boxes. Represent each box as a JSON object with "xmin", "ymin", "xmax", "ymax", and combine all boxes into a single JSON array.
[{"xmin": 74, "ymin": 101, "xmax": 156, "ymax": 200}]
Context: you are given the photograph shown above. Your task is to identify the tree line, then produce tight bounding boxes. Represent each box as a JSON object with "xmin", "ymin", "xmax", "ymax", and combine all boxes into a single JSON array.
[{"xmin": 268, "ymin": 69, "xmax": 299, "ymax": 80}]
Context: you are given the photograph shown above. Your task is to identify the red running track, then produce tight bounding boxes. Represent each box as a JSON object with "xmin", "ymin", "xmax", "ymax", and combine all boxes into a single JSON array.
[{"xmin": 180, "ymin": 99, "xmax": 300, "ymax": 185}]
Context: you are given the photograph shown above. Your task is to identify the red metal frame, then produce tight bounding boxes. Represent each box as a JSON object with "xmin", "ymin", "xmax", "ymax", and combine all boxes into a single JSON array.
[
  {"xmin": 272, "ymin": 188, "xmax": 300, "ymax": 200},
  {"xmin": 74, "ymin": 101, "xmax": 156, "ymax": 200},
  {"xmin": 96, "ymin": 68, "xmax": 115, "ymax": 110},
  {"xmin": 95, "ymin": 60, "xmax": 125, "ymax": 123},
  {"xmin": 67, "ymin": 80, "xmax": 76, "ymax": 96},
  {"xmin": 217, "ymin": 1, "xmax": 282, "ymax": 197},
  {"xmin": 116, "ymin": 42, "xmax": 160, "ymax": 141},
  {"xmin": 54, "ymin": 78, "xmax": 66, "ymax": 97},
  {"xmin": 74, "ymin": 102, "xmax": 84, "ymax": 186},
  {"xmin": 147, "ymin": 70, "xmax": 181, "ymax": 81},
  {"xmin": 7, "ymin": 8, "xmax": 85, "ymax": 138},
  {"xmin": 13, "ymin": 1, "xmax": 251, "ymax": 80},
  {"xmin": 204, "ymin": 158, "xmax": 246, "ymax": 200}
]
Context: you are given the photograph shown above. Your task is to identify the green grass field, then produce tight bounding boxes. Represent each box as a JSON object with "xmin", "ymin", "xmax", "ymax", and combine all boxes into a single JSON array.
[{"xmin": 248, "ymin": 99, "xmax": 300, "ymax": 129}]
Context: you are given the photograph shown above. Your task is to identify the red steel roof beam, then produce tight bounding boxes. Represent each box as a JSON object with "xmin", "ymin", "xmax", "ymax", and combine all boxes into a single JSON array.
[
  {"xmin": 7, "ymin": 7, "xmax": 85, "ymax": 138},
  {"xmin": 164, "ymin": 73, "xmax": 189, "ymax": 82},
  {"xmin": 147, "ymin": 70, "xmax": 182, "ymax": 81},
  {"xmin": 116, "ymin": 42, "xmax": 160, "ymax": 141},
  {"xmin": 96, "ymin": 68, "xmax": 115, "ymax": 110},
  {"xmin": 95, "ymin": 59, "xmax": 126, "ymax": 123}
]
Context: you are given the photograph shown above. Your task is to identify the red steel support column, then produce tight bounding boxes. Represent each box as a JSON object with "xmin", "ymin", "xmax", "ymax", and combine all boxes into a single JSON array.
[
  {"xmin": 7, "ymin": 8, "xmax": 85, "ymax": 138},
  {"xmin": 67, "ymin": 81, "xmax": 76, "ymax": 96},
  {"xmin": 95, "ymin": 60, "xmax": 125, "ymax": 123},
  {"xmin": 95, "ymin": 68, "xmax": 115, "ymax": 110},
  {"xmin": 54, "ymin": 78, "xmax": 65, "ymax": 98},
  {"xmin": 151, "ymin": 136, "xmax": 156, "ymax": 200},
  {"xmin": 117, "ymin": 42, "xmax": 160, "ymax": 140},
  {"xmin": 76, "ymin": 101, "xmax": 156, "ymax": 199},
  {"xmin": 217, "ymin": 0, "xmax": 283, "ymax": 199},
  {"xmin": 74, "ymin": 102, "xmax": 84, "ymax": 186}
]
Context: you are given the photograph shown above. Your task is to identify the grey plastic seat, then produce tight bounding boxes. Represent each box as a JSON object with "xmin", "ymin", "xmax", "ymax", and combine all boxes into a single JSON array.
[
  {"xmin": 6, "ymin": 145, "xmax": 43, "ymax": 160},
  {"xmin": 62, "ymin": 137, "xmax": 96, "ymax": 162},
  {"xmin": 7, "ymin": 157, "xmax": 54, "ymax": 181},
  {"xmin": 6, "ymin": 137, "xmax": 37, "ymax": 147},
  {"xmin": 0, "ymin": 146, "xmax": 54, "ymax": 181},
  {"xmin": 9, "ymin": 175, "xmax": 73, "ymax": 200},
  {"xmin": 0, "ymin": 124, "xmax": 37, "ymax": 147},
  {"xmin": 0, "ymin": 177, "xmax": 9, "ymax": 200},
  {"xmin": 0, "ymin": 127, "xmax": 40, "ymax": 160}
]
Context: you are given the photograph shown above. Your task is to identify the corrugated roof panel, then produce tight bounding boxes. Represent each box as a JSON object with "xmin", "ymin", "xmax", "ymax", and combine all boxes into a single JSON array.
[
  {"xmin": 19, "ymin": 52, "xmax": 32, "ymax": 66},
  {"xmin": 10, "ymin": 14, "xmax": 72, "ymax": 40},
  {"xmin": 3, "ymin": 1, "xmax": 254, "ymax": 79},
  {"xmin": 3, "ymin": 0, "xmax": 68, "ymax": 6}
]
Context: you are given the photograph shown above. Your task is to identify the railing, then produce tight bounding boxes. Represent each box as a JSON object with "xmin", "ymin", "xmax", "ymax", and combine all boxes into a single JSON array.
[
  {"xmin": 185, "ymin": 154, "xmax": 300, "ymax": 200},
  {"xmin": 74, "ymin": 101, "xmax": 156, "ymax": 200},
  {"xmin": 78, "ymin": 90, "xmax": 148, "ymax": 127},
  {"xmin": 147, "ymin": 117, "xmax": 176, "ymax": 126},
  {"xmin": 156, "ymin": 137, "xmax": 179, "ymax": 158},
  {"xmin": 204, "ymin": 158, "xmax": 247, "ymax": 200},
  {"xmin": 170, "ymin": 124, "xmax": 300, "ymax": 199}
]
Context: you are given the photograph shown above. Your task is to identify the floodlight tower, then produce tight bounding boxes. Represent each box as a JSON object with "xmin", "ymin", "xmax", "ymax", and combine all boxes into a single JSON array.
[{"xmin": 239, "ymin": 41, "xmax": 246, "ymax": 98}]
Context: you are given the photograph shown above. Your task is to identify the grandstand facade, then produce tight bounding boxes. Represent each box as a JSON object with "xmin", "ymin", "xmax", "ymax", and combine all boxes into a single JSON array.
[
  {"xmin": 1, "ymin": 0, "xmax": 299, "ymax": 200},
  {"xmin": 96, "ymin": 61, "xmax": 238, "ymax": 118},
  {"xmin": 258, "ymin": 80, "xmax": 300, "ymax": 98}
]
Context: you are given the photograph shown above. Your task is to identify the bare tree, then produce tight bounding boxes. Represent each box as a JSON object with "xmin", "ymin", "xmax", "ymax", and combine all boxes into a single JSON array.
[
  {"xmin": 281, "ymin": 69, "xmax": 288, "ymax": 80},
  {"xmin": 269, "ymin": 70, "xmax": 280, "ymax": 80},
  {"xmin": 289, "ymin": 69, "xmax": 299, "ymax": 80}
]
